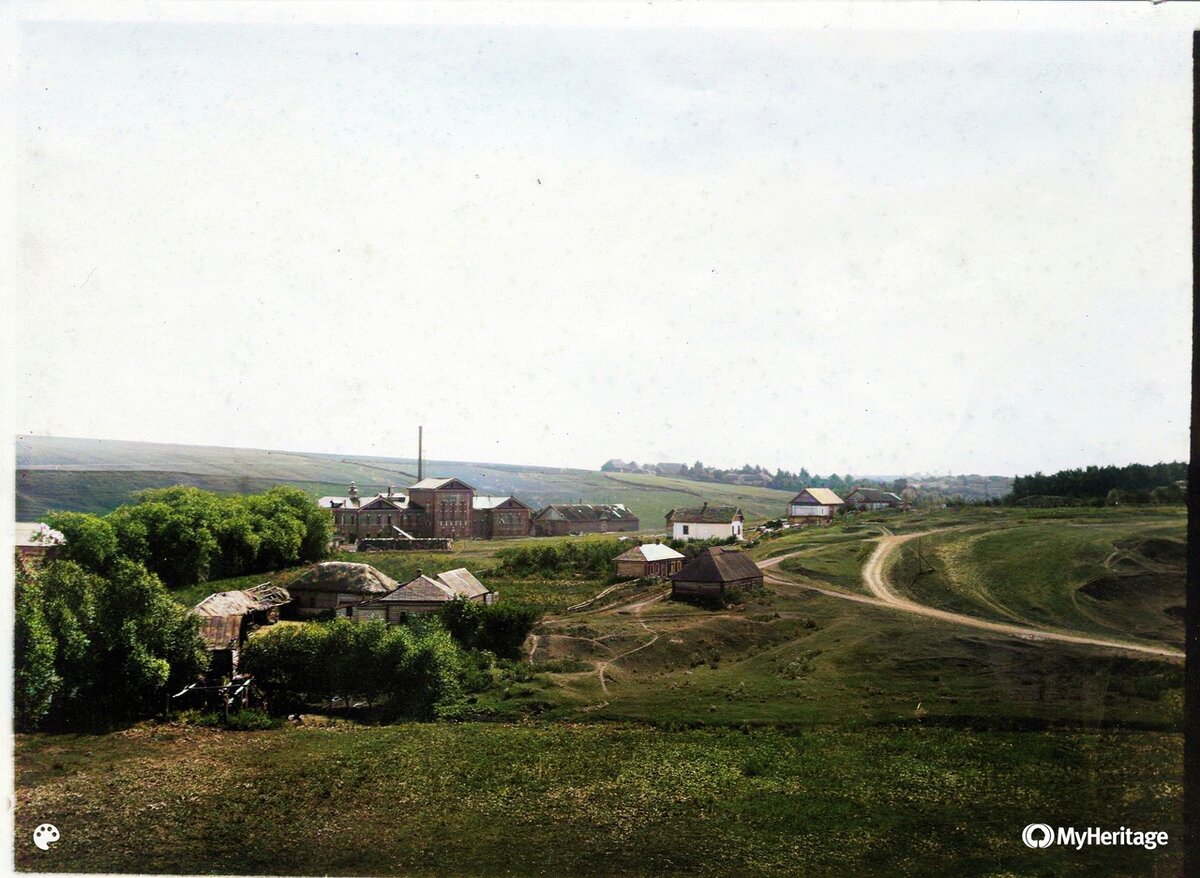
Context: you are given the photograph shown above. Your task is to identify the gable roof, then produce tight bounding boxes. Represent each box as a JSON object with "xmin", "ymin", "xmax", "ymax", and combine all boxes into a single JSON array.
[
  {"xmin": 289, "ymin": 562, "xmax": 400, "ymax": 595},
  {"xmin": 667, "ymin": 505, "xmax": 742, "ymax": 524},
  {"xmin": 472, "ymin": 495, "xmax": 530, "ymax": 511},
  {"xmin": 360, "ymin": 567, "xmax": 490, "ymax": 606},
  {"xmin": 670, "ymin": 547, "xmax": 762, "ymax": 583},
  {"xmin": 615, "ymin": 543, "xmax": 685, "ymax": 563},
  {"xmin": 410, "ymin": 477, "xmax": 475, "ymax": 491},
  {"xmin": 436, "ymin": 568, "xmax": 490, "ymax": 599},
  {"xmin": 193, "ymin": 583, "xmax": 292, "ymax": 617},
  {"xmin": 845, "ymin": 488, "xmax": 902, "ymax": 503},
  {"xmin": 534, "ymin": 503, "xmax": 639, "ymax": 523},
  {"xmin": 791, "ymin": 488, "xmax": 844, "ymax": 506},
  {"xmin": 364, "ymin": 575, "xmax": 457, "ymax": 604}
]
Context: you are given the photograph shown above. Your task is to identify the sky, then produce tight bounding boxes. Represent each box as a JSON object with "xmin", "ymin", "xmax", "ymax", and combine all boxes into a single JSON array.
[{"xmin": 3, "ymin": 2, "xmax": 1195, "ymax": 477}]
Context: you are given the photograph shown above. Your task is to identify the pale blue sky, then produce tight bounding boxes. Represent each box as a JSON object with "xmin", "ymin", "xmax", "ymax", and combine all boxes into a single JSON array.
[{"xmin": 7, "ymin": 4, "xmax": 1194, "ymax": 476}]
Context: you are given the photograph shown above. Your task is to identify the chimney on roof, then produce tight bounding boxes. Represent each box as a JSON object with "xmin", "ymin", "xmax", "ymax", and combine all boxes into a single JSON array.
[
  {"xmin": 388, "ymin": 485, "xmax": 395, "ymax": 496},
  {"xmin": 416, "ymin": 568, "xmax": 423, "ymax": 577}
]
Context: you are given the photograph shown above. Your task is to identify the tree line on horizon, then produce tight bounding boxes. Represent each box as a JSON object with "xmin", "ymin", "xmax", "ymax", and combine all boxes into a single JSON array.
[{"xmin": 1008, "ymin": 461, "xmax": 1186, "ymax": 505}]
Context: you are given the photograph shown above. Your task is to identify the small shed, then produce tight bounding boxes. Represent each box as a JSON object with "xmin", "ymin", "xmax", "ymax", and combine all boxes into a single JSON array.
[
  {"xmin": 669, "ymin": 546, "xmax": 763, "ymax": 600},
  {"xmin": 286, "ymin": 562, "xmax": 400, "ymax": 617},
  {"xmin": 614, "ymin": 543, "xmax": 685, "ymax": 578},
  {"xmin": 191, "ymin": 584, "xmax": 291, "ymax": 678},
  {"xmin": 787, "ymin": 488, "xmax": 844, "ymax": 525}
]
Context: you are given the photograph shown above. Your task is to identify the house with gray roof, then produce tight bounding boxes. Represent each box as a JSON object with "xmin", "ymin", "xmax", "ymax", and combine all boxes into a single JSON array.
[
  {"xmin": 665, "ymin": 503, "xmax": 744, "ymax": 541},
  {"xmin": 531, "ymin": 503, "xmax": 640, "ymax": 536}
]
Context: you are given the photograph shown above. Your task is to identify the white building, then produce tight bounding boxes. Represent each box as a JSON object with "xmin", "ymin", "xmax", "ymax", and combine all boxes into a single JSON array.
[{"xmin": 665, "ymin": 503, "xmax": 745, "ymax": 541}]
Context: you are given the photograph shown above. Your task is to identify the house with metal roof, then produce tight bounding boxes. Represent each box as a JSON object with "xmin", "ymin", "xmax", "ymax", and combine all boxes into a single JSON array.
[
  {"xmin": 351, "ymin": 567, "xmax": 494, "ymax": 621},
  {"xmin": 614, "ymin": 542, "xmax": 686, "ymax": 578},
  {"xmin": 787, "ymin": 488, "xmax": 845, "ymax": 525},
  {"xmin": 191, "ymin": 583, "xmax": 292, "ymax": 677},
  {"xmin": 669, "ymin": 546, "xmax": 763, "ymax": 600},
  {"xmin": 842, "ymin": 487, "xmax": 904, "ymax": 510},
  {"xmin": 531, "ymin": 503, "xmax": 640, "ymax": 536},
  {"xmin": 665, "ymin": 503, "xmax": 745, "ymax": 541}
]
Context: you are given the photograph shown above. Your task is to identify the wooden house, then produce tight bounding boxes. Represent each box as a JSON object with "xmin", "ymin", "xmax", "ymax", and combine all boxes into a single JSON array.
[
  {"xmin": 531, "ymin": 503, "xmax": 640, "ymax": 536},
  {"xmin": 614, "ymin": 542, "xmax": 686, "ymax": 578},
  {"xmin": 351, "ymin": 567, "xmax": 493, "ymax": 621},
  {"xmin": 787, "ymin": 488, "xmax": 844, "ymax": 525},
  {"xmin": 665, "ymin": 503, "xmax": 744, "ymax": 541},
  {"xmin": 842, "ymin": 487, "xmax": 904, "ymax": 510},
  {"xmin": 286, "ymin": 561, "xmax": 400, "ymax": 617},
  {"xmin": 669, "ymin": 546, "xmax": 763, "ymax": 600},
  {"xmin": 192, "ymin": 583, "xmax": 291, "ymax": 677}
]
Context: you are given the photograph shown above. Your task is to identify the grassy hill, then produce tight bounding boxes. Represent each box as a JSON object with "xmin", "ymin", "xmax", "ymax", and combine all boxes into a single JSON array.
[
  {"xmin": 16, "ymin": 506, "xmax": 1186, "ymax": 876},
  {"xmin": 16, "ymin": 435, "xmax": 794, "ymax": 524}
]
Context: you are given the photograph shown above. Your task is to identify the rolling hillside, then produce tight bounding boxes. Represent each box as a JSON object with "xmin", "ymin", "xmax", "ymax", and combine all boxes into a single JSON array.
[{"xmin": 15, "ymin": 435, "xmax": 794, "ymax": 525}]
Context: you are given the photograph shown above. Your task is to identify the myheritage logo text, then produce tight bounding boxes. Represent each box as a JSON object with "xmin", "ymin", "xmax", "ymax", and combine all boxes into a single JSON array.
[{"xmin": 1022, "ymin": 824, "xmax": 1169, "ymax": 851}]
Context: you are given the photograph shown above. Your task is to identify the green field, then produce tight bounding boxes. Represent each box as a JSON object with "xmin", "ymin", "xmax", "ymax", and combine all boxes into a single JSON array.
[
  {"xmin": 14, "ymin": 723, "xmax": 1181, "ymax": 877},
  {"xmin": 14, "ymin": 506, "xmax": 1185, "ymax": 875},
  {"xmin": 16, "ymin": 435, "xmax": 793, "ymax": 525}
]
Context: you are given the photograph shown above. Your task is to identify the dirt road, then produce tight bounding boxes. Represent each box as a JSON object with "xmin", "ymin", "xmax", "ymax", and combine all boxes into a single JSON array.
[{"xmin": 760, "ymin": 531, "xmax": 1184, "ymax": 661}]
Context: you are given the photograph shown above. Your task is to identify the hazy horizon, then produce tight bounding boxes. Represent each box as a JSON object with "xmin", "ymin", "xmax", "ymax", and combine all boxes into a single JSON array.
[{"xmin": 7, "ymin": 3, "xmax": 1194, "ymax": 477}]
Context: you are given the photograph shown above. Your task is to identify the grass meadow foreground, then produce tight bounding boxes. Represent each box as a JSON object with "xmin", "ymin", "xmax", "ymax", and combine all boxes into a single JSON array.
[{"xmin": 13, "ymin": 506, "xmax": 1185, "ymax": 876}]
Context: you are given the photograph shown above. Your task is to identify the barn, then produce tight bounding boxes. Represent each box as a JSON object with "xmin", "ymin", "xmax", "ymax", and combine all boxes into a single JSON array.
[
  {"xmin": 787, "ymin": 488, "xmax": 845, "ymax": 525},
  {"xmin": 665, "ymin": 503, "xmax": 744, "ymax": 541},
  {"xmin": 531, "ymin": 503, "xmax": 640, "ymax": 536},
  {"xmin": 192, "ymin": 583, "xmax": 292, "ymax": 676},
  {"xmin": 614, "ymin": 542, "xmax": 686, "ymax": 578},
  {"xmin": 669, "ymin": 546, "xmax": 763, "ymax": 600},
  {"xmin": 286, "ymin": 562, "xmax": 400, "ymax": 617},
  {"xmin": 842, "ymin": 487, "xmax": 904, "ymax": 510}
]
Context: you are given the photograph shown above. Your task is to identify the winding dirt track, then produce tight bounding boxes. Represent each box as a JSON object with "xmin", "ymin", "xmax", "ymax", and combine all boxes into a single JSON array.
[{"xmin": 760, "ymin": 531, "xmax": 1184, "ymax": 661}]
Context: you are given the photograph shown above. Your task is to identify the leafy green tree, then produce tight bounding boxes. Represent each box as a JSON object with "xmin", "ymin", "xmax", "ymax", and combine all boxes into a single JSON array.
[
  {"xmin": 42, "ymin": 511, "xmax": 118, "ymax": 573},
  {"xmin": 14, "ymin": 569, "xmax": 60, "ymax": 730}
]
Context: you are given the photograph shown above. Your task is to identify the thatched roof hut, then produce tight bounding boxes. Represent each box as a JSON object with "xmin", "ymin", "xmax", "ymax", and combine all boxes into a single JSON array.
[{"xmin": 287, "ymin": 561, "xmax": 400, "ymax": 616}]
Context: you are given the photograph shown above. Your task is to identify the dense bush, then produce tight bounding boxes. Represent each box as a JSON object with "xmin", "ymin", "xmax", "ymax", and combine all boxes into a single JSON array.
[
  {"xmin": 441, "ymin": 598, "xmax": 540, "ymax": 659},
  {"xmin": 665, "ymin": 535, "xmax": 740, "ymax": 559},
  {"xmin": 14, "ymin": 559, "xmax": 208, "ymax": 731},
  {"xmin": 241, "ymin": 618, "xmax": 468, "ymax": 719},
  {"xmin": 46, "ymin": 485, "xmax": 333, "ymax": 587},
  {"xmin": 494, "ymin": 539, "xmax": 628, "ymax": 578}
]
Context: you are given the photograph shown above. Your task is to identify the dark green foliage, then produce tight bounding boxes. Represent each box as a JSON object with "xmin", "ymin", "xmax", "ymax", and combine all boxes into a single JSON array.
[
  {"xmin": 665, "ymin": 535, "xmax": 741, "ymax": 558},
  {"xmin": 439, "ymin": 598, "xmax": 540, "ymax": 660},
  {"xmin": 14, "ymin": 569, "xmax": 60, "ymax": 730},
  {"xmin": 1011, "ymin": 461, "xmax": 1186, "ymax": 503},
  {"xmin": 494, "ymin": 539, "xmax": 627, "ymax": 578},
  {"xmin": 42, "ymin": 511, "xmax": 118, "ymax": 572},
  {"xmin": 241, "ymin": 619, "xmax": 468, "ymax": 719},
  {"xmin": 15, "ymin": 560, "xmax": 208, "ymax": 729},
  {"xmin": 46, "ymin": 485, "xmax": 333, "ymax": 587}
]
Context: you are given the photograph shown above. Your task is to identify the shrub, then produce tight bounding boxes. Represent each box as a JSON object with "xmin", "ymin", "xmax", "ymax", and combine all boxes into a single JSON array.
[{"xmin": 439, "ymin": 598, "xmax": 540, "ymax": 660}]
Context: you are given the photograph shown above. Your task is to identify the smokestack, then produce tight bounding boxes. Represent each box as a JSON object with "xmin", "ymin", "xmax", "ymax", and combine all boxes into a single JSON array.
[{"xmin": 418, "ymin": 426, "xmax": 424, "ymax": 481}]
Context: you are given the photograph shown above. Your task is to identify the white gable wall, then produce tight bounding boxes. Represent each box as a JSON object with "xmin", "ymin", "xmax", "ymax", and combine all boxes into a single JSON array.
[{"xmin": 673, "ymin": 520, "xmax": 743, "ymax": 541}]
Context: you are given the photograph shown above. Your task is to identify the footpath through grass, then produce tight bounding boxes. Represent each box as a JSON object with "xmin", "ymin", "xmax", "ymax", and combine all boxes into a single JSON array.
[{"xmin": 14, "ymin": 721, "xmax": 1181, "ymax": 877}]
